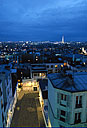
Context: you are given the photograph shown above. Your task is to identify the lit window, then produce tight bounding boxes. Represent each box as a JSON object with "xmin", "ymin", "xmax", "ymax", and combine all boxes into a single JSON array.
[
  {"xmin": 55, "ymin": 65, "xmax": 58, "ymax": 68},
  {"xmin": 20, "ymin": 83, "xmax": 23, "ymax": 86},
  {"xmin": 64, "ymin": 63, "xmax": 67, "ymax": 66},
  {"xmin": 40, "ymin": 73, "xmax": 42, "ymax": 77},
  {"xmin": 61, "ymin": 65, "xmax": 63, "ymax": 67},
  {"xmin": 36, "ymin": 56, "xmax": 38, "ymax": 59}
]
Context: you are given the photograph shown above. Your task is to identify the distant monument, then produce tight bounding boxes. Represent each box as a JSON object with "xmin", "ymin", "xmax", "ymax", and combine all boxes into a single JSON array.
[{"xmin": 62, "ymin": 36, "xmax": 64, "ymax": 43}]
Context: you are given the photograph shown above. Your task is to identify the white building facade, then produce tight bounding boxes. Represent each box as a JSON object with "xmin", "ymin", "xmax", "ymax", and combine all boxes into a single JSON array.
[
  {"xmin": 0, "ymin": 70, "xmax": 14, "ymax": 127},
  {"xmin": 48, "ymin": 72, "xmax": 87, "ymax": 127},
  {"xmin": 0, "ymin": 80, "xmax": 4, "ymax": 127}
]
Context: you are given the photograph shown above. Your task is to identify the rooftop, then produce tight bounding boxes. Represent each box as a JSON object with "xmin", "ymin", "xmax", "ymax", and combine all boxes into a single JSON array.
[{"xmin": 48, "ymin": 72, "xmax": 87, "ymax": 92}]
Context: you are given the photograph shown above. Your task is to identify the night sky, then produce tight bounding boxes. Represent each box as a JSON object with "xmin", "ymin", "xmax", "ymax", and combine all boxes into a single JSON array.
[{"xmin": 0, "ymin": 0, "xmax": 87, "ymax": 42}]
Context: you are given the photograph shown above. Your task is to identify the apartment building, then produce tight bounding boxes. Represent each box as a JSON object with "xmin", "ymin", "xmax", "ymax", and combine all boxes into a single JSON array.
[
  {"xmin": 0, "ymin": 70, "xmax": 13, "ymax": 127},
  {"xmin": 31, "ymin": 63, "xmax": 65, "ymax": 79},
  {"xmin": 22, "ymin": 79, "xmax": 39, "ymax": 91},
  {"xmin": 0, "ymin": 80, "xmax": 4, "ymax": 127},
  {"xmin": 48, "ymin": 72, "xmax": 87, "ymax": 127},
  {"xmin": 31, "ymin": 64, "xmax": 47, "ymax": 79},
  {"xmin": 39, "ymin": 79, "xmax": 48, "ymax": 127},
  {"xmin": 46, "ymin": 63, "xmax": 64, "ymax": 74}
]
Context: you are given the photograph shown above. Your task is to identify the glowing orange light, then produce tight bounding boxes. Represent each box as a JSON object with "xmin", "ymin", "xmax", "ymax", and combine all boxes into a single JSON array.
[
  {"xmin": 55, "ymin": 65, "xmax": 58, "ymax": 68},
  {"xmin": 64, "ymin": 63, "xmax": 67, "ymax": 66}
]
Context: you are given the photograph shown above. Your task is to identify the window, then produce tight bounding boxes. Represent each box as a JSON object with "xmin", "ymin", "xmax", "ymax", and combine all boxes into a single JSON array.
[
  {"xmin": 61, "ymin": 94, "xmax": 66, "ymax": 101},
  {"xmin": 34, "ymin": 87, "xmax": 37, "ymax": 91},
  {"xmin": 41, "ymin": 73, "xmax": 45, "ymax": 77},
  {"xmin": 61, "ymin": 65, "xmax": 63, "ymax": 67},
  {"xmin": 60, "ymin": 117, "xmax": 65, "ymax": 122},
  {"xmin": 55, "ymin": 69, "xmax": 58, "ymax": 72},
  {"xmin": 47, "ymin": 65, "xmax": 49, "ymax": 68},
  {"xmin": 7, "ymin": 89, "xmax": 9, "ymax": 95},
  {"xmin": 57, "ymin": 93, "xmax": 60, "ymax": 104},
  {"xmin": 0, "ymin": 87, "xmax": 2, "ymax": 96},
  {"xmin": 60, "ymin": 94, "xmax": 67, "ymax": 106},
  {"xmin": 51, "ymin": 65, "xmax": 53, "ymax": 68},
  {"xmin": 55, "ymin": 65, "xmax": 58, "ymax": 68},
  {"xmin": 74, "ymin": 113, "xmax": 81, "ymax": 124},
  {"xmin": 2, "ymin": 113, "xmax": 4, "ymax": 122},
  {"xmin": 60, "ymin": 110, "xmax": 66, "ymax": 122},
  {"xmin": 34, "ymin": 73, "xmax": 37, "ymax": 76},
  {"xmin": 76, "ymin": 96, "xmax": 82, "ymax": 108},
  {"xmin": 7, "ymin": 79, "xmax": 8, "ymax": 85},
  {"xmin": 61, "ymin": 110, "xmax": 65, "ymax": 116}
]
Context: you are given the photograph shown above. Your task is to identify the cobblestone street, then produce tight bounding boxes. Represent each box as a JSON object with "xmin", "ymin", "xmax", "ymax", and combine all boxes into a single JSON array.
[{"xmin": 11, "ymin": 91, "xmax": 45, "ymax": 127}]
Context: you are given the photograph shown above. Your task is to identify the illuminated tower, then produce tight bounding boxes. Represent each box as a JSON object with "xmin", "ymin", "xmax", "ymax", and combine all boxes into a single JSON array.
[{"xmin": 62, "ymin": 36, "xmax": 64, "ymax": 43}]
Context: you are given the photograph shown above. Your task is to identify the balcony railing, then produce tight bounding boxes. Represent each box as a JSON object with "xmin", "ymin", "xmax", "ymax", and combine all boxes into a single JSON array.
[
  {"xmin": 74, "ymin": 119, "xmax": 81, "ymax": 124},
  {"xmin": 75, "ymin": 104, "xmax": 82, "ymax": 108},
  {"xmin": 60, "ymin": 100, "xmax": 67, "ymax": 107}
]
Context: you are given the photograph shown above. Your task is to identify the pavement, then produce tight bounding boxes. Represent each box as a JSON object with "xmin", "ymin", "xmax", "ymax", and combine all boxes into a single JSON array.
[{"xmin": 11, "ymin": 90, "xmax": 45, "ymax": 127}]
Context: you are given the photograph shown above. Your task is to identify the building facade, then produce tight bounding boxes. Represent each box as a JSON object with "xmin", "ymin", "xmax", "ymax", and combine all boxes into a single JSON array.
[
  {"xmin": 48, "ymin": 72, "xmax": 87, "ymax": 127},
  {"xmin": 0, "ymin": 71, "xmax": 13, "ymax": 127}
]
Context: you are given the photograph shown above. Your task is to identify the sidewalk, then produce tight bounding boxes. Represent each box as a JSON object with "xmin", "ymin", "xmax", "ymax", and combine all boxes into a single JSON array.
[{"xmin": 11, "ymin": 90, "xmax": 45, "ymax": 127}]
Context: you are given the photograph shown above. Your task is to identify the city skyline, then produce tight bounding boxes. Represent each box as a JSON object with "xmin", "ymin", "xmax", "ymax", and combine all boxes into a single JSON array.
[{"xmin": 0, "ymin": 0, "xmax": 87, "ymax": 42}]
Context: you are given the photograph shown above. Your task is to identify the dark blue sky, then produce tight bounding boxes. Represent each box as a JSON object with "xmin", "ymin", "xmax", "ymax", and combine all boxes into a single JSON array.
[{"xmin": 0, "ymin": 0, "xmax": 87, "ymax": 42}]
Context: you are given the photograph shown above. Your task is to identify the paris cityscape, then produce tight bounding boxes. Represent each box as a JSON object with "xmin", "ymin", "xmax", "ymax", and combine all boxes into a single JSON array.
[{"xmin": 0, "ymin": 0, "xmax": 87, "ymax": 127}]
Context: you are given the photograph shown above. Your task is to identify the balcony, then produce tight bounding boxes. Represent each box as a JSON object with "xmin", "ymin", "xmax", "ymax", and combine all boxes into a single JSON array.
[
  {"xmin": 75, "ymin": 104, "xmax": 82, "ymax": 108},
  {"xmin": 74, "ymin": 119, "xmax": 81, "ymax": 124},
  {"xmin": 60, "ymin": 100, "xmax": 67, "ymax": 107},
  {"xmin": 60, "ymin": 117, "xmax": 65, "ymax": 122}
]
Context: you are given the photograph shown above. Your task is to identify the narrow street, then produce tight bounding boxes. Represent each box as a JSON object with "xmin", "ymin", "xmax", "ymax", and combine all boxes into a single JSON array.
[{"xmin": 11, "ymin": 90, "xmax": 45, "ymax": 127}]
